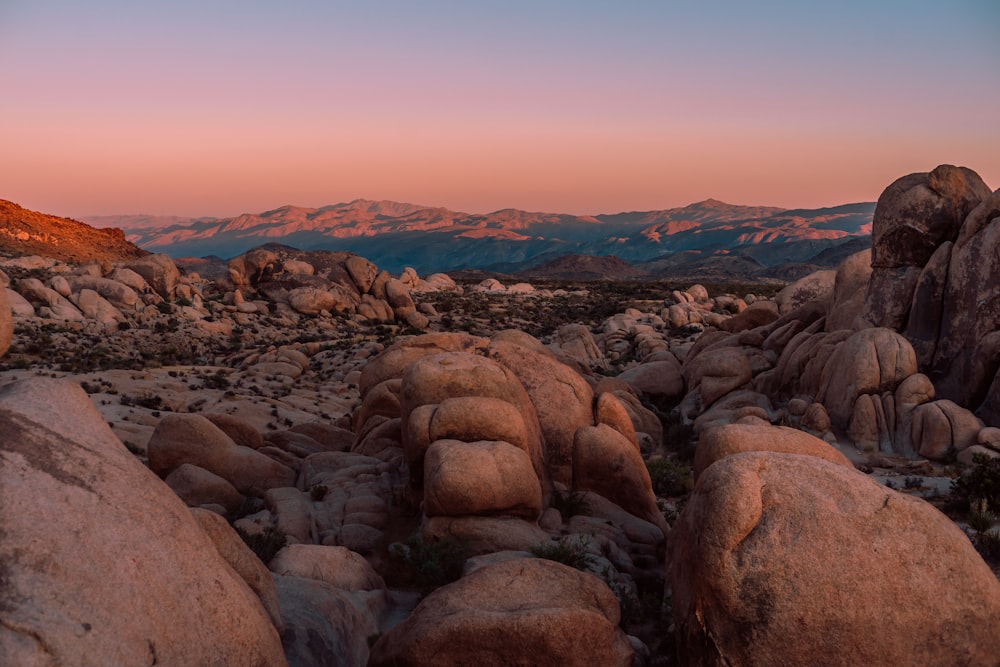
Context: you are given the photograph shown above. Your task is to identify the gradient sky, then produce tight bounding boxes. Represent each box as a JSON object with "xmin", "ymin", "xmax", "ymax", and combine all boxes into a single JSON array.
[{"xmin": 1, "ymin": 1, "xmax": 998, "ymax": 218}]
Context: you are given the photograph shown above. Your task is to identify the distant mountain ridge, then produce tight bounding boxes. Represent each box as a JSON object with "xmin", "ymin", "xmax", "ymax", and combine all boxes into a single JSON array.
[{"xmin": 85, "ymin": 198, "xmax": 875, "ymax": 274}]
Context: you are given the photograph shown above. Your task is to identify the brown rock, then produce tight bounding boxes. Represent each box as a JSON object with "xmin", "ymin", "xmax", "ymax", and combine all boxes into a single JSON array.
[
  {"xmin": 693, "ymin": 422, "xmax": 851, "ymax": 481},
  {"xmin": 344, "ymin": 255, "xmax": 379, "ymax": 294},
  {"xmin": 668, "ymin": 452, "xmax": 1000, "ymax": 666},
  {"xmin": 275, "ymin": 574, "xmax": 381, "ymax": 667},
  {"xmin": 424, "ymin": 439, "xmax": 542, "ymax": 520},
  {"xmin": 824, "ymin": 248, "xmax": 872, "ymax": 332},
  {"xmin": 775, "ymin": 269, "xmax": 835, "ymax": 314},
  {"xmin": 718, "ymin": 300, "xmax": 779, "ymax": 333},
  {"xmin": 269, "ymin": 544, "xmax": 384, "ymax": 591},
  {"xmin": 912, "ymin": 399, "xmax": 983, "ymax": 461},
  {"xmin": 816, "ymin": 328, "xmax": 917, "ymax": 431},
  {"xmin": 190, "ymin": 507, "xmax": 284, "ymax": 633},
  {"xmin": 165, "ymin": 463, "xmax": 243, "ymax": 512},
  {"xmin": 422, "ymin": 515, "xmax": 550, "ymax": 555},
  {"xmin": 147, "ymin": 413, "xmax": 296, "ymax": 496},
  {"xmin": 359, "ymin": 332, "xmax": 489, "ymax": 396},
  {"xmin": 594, "ymin": 392, "xmax": 639, "ymax": 448},
  {"xmin": 0, "ymin": 286, "xmax": 11, "ymax": 356},
  {"xmin": 488, "ymin": 336, "xmax": 595, "ymax": 486},
  {"xmin": 573, "ymin": 424, "xmax": 667, "ymax": 535},
  {"xmin": 617, "ymin": 358, "xmax": 685, "ymax": 404},
  {"xmin": 869, "ymin": 165, "xmax": 991, "ymax": 269},
  {"xmin": 203, "ymin": 412, "xmax": 266, "ymax": 450},
  {"xmin": 933, "ymin": 190, "xmax": 1000, "ymax": 408},
  {"xmin": 121, "ymin": 253, "xmax": 180, "ymax": 299},
  {"xmin": 683, "ymin": 347, "xmax": 752, "ymax": 408},
  {"xmin": 369, "ymin": 559, "xmax": 633, "ymax": 667},
  {"xmin": 0, "ymin": 379, "xmax": 287, "ymax": 666}
]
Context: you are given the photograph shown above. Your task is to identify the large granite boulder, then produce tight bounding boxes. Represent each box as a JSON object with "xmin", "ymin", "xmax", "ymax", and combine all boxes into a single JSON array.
[
  {"xmin": 369, "ymin": 558, "xmax": 633, "ymax": 666},
  {"xmin": 0, "ymin": 379, "xmax": 286, "ymax": 666},
  {"xmin": 668, "ymin": 451, "xmax": 1000, "ymax": 666}
]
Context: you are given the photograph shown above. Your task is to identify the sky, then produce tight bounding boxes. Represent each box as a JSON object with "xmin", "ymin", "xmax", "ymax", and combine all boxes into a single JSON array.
[{"xmin": 1, "ymin": 1, "xmax": 998, "ymax": 218}]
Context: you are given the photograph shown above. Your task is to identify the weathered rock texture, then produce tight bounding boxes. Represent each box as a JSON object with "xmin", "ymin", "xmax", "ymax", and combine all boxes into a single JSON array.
[
  {"xmin": 369, "ymin": 558, "xmax": 633, "ymax": 666},
  {"xmin": 668, "ymin": 451, "xmax": 1000, "ymax": 666},
  {"xmin": 0, "ymin": 379, "xmax": 287, "ymax": 666}
]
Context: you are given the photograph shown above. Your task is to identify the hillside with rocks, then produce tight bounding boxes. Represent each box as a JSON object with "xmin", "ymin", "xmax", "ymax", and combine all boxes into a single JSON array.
[
  {"xmin": 85, "ymin": 198, "xmax": 874, "ymax": 275},
  {"xmin": 2, "ymin": 164, "xmax": 999, "ymax": 666},
  {"xmin": 0, "ymin": 199, "xmax": 147, "ymax": 263}
]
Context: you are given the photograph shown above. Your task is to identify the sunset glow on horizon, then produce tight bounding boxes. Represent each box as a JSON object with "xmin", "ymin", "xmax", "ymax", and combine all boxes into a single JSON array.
[{"xmin": 2, "ymin": 1, "xmax": 998, "ymax": 219}]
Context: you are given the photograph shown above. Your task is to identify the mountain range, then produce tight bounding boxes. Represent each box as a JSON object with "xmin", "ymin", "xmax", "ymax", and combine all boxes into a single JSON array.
[{"xmin": 84, "ymin": 198, "xmax": 875, "ymax": 277}]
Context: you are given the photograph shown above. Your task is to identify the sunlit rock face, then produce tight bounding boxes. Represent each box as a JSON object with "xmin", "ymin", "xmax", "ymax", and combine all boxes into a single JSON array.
[{"xmin": 0, "ymin": 379, "xmax": 287, "ymax": 666}]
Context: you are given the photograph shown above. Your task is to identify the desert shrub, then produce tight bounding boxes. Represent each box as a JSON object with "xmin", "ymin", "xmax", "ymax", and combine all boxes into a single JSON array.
[
  {"xmin": 309, "ymin": 484, "xmax": 329, "ymax": 501},
  {"xmin": 951, "ymin": 453, "xmax": 1000, "ymax": 510},
  {"xmin": 198, "ymin": 370, "xmax": 230, "ymax": 390},
  {"xmin": 968, "ymin": 499, "xmax": 997, "ymax": 534},
  {"xmin": 119, "ymin": 392, "xmax": 163, "ymax": 410},
  {"xmin": 550, "ymin": 488, "xmax": 589, "ymax": 518},
  {"xmin": 388, "ymin": 534, "xmax": 469, "ymax": 592},
  {"xmin": 235, "ymin": 526, "xmax": 287, "ymax": 564},
  {"xmin": 530, "ymin": 537, "xmax": 595, "ymax": 571},
  {"xmin": 646, "ymin": 458, "xmax": 694, "ymax": 497}
]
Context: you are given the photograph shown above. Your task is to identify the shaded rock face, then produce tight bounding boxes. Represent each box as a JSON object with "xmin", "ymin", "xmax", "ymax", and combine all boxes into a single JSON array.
[
  {"xmin": 0, "ymin": 286, "xmax": 11, "ymax": 356},
  {"xmin": 0, "ymin": 379, "xmax": 286, "ymax": 667},
  {"xmin": 668, "ymin": 451, "xmax": 1000, "ymax": 667},
  {"xmin": 858, "ymin": 165, "xmax": 1000, "ymax": 422},
  {"xmin": 369, "ymin": 558, "xmax": 633, "ymax": 667}
]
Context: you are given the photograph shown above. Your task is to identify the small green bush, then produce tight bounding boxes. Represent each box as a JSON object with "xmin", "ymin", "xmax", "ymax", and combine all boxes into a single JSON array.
[
  {"xmin": 646, "ymin": 458, "xmax": 694, "ymax": 497},
  {"xmin": 235, "ymin": 526, "xmax": 287, "ymax": 564},
  {"xmin": 531, "ymin": 537, "xmax": 595, "ymax": 571},
  {"xmin": 968, "ymin": 499, "xmax": 996, "ymax": 534},
  {"xmin": 952, "ymin": 454, "xmax": 1000, "ymax": 510}
]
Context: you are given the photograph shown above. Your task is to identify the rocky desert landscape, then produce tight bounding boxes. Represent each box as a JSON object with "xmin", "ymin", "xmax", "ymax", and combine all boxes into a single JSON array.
[{"xmin": 2, "ymin": 165, "xmax": 1000, "ymax": 666}]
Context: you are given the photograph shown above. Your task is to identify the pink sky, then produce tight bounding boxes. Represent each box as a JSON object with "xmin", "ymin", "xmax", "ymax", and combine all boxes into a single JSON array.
[{"xmin": 1, "ymin": 1, "xmax": 998, "ymax": 218}]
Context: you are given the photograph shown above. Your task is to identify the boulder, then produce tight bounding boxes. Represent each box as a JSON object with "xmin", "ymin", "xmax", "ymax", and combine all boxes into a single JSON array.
[
  {"xmin": 774, "ymin": 269, "xmax": 835, "ymax": 314},
  {"xmin": 693, "ymin": 422, "xmax": 852, "ymax": 480},
  {"xmin": 164, "ymin": 463, "xmax": 243, "ymax": 512},
  {"xmin": 424, "ymin": 439, "xmax": 542, "ymax": 519},
  {"xmin": 0, "ymin": 379, "xmax": 287, "ymax": 666},
  {"xmin": 269, "ymin": 544, "xmax": 384, "ymax": 591},
  {"xmin": 369, "ymin": 559, "xmax": 633, "ymax": 667},
  {"xmin": 189, "ymin": 508, "xmax": 284, "ymax": 633},
  {"xmin": 359, "ymin": 333, "xmax": 489, "ymax": 396},
  {"xmin": 488, "ymin": 335, "xmax": 595, "ymax": 486},
  {"xmin": 203, "ymin": 412, "xmax": 266, "ymax": 450},
  {"xmin": 824, "ymin": 248, "xmax": 872, "ymax": 332},
  {"xmin": 0, "ymin": 287, "xmax": 11, "ymax": 356},
  {"xmin": 6, "ymin": 288, "xmax": 35, "ymax": 317},
  {"xmin": 668, "ymin": 451, "xmax": 1000, "ymax": 666},
  {"xmin": 147, "ymin": 413, "xmax": 296, "ymax": 495},
  {"xmin": 551, "ymin": 323, "xmax": 607, "ymax": 370},
  {"xmin": 344, "ymin": 255, "xmax": 379, "ymax": 294},
  {"xmin": 617, "ymin": 358, "xmax": 685, "ymax": 404},
  {"xmin": 911, "ymin": 400, "xmax": 983, "ymax": 461},
  {"xmin": 573, "ymin": 424, "xmax": 667, "ymax": 535},
  {"xmin": 683, "ymin": 347, "xmax": 752, "ymax": 409},
  {"xmin": 121, "ymin": 253, "xmax": 181, "ymax": 299},
  {"xmin": 815, "ymin": 328, "xmax": 917, "ymax": 432},
  {"xmin": 274, "ymin": 574, "xmax": 381, "ymax": 667},
  {"xmin": 719, "ymin": 300, "xmax": 780, "ymax": 333},
  {"xmin": 287, "ymin": 286, "xmax": 338, "ymax": 315},
  {"xmin": 933, "ymin": 190, "xmax": 1000, "ymax": 407},
  {"xmin": 869, "ymin": 165, "xmax": 991, "ymax": 270}
]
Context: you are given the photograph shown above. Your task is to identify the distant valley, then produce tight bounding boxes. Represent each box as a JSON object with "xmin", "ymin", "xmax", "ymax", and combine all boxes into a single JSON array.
[{"xmin": 84, "ymin": 198, "xmax": 875, "ymax": 281}]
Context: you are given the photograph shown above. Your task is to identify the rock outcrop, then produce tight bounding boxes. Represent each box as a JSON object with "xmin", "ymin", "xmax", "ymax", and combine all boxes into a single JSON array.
[{"xmin": 669, "ymin": 450, "xmax": 1000, "ymax": 666}]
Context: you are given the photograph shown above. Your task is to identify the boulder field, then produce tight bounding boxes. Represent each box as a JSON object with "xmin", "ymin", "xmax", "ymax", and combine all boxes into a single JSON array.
[{"xmin": 1, "ymin": 164, "xmax": 999, "ymax": 665}]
